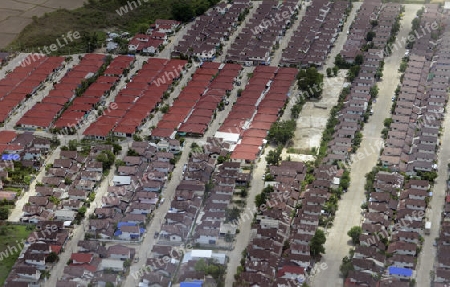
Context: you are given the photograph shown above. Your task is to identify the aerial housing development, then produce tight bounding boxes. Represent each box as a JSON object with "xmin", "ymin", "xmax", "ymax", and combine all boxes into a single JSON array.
[{"xmin": 0, "ymin": 0, "xmax": 449, "ymax": 287}]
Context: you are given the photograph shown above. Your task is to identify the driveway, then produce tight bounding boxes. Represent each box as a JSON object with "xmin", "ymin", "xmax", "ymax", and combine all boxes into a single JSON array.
[{"xmin": 310, "ymin": 4, "xmax": 421, "ymax": 286}]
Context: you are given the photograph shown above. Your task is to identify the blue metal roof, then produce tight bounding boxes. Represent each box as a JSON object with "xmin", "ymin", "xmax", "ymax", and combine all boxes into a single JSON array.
[
  {"xmin": 180, "ymin": 281, "xmax": 203, "ymax": 287},
  {"xmin": 388, "ymin": 266, "xmax": 413, "ymax": 277}
]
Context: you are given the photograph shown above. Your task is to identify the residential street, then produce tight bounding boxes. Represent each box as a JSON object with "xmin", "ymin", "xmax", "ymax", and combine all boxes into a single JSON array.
[
  {"xmin": 122, "ymin": 142, "xmax": 192, "ymax": 287},
  {"xmin": 415, "ymin": 91, "xmax": 450, "ymax": 285},
  {"xmin": 46, "ymin": 143, "xmax": 128, "ymax": 286},
  {"xmin": 8, "ymin": 147, "xmax": 61, "ymax": 222},
  {"xmin": 310, "ymin": 5, "xmax": 419, "ymax": 286}
]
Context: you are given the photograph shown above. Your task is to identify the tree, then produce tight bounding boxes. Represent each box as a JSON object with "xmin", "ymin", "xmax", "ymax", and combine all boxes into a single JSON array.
[
  {"xmin": 225, "ymin": 207, "xmax": 241, "ymax": 222},
  {"xmin": 266, "ymin": 145, "xmax": 283, "ymax": 166},
  {"xmin": 68, "ymin": 139, "xmax": 78, "ymax": 151},
  {"xmin": 0, "ymin": 206, "xmax": 8, "ymax": 220},
  {"xmin": 297, "ymin": 67, "xmax": 324, "ymax": 99},
  {"xmin": 340, "ymin": 255, "xmax": 354, "ymax": 277},
  {"xmin": 78, "ymin": 206, "xmax": 87, "ymax": 217},
  {"xmin": 354, "ymin": 54, "xmax": 364, "ymax": 65},
  {"xmin": 96, "ymin": 150, "xmax": 115, "ymax": 170},
  {"xmin": 365, "ymin": 31, "xmax": 376, "ymax": 42},
  {"xmin": 46, "ymin": 252, "xmax": 59, "ymax": 263},
  {"xmin": 172, "ymin": 1, "xmax": 195, "ymax": 22},
  {"xmin": 310, "ymin": 229, "xmax": 326, "ymax": 258},
  {"xmin": 267, "ymin": 120, "xmax": 296, "ymax": 145},
  {"xmin": 347, "ymin": 226, "xmax": 362, "ymax": 244},
  {"xmin": 160, "ymin": 104, "xmax": 170, "ymax": 114},
  {"xmin": 127, "ymin": 149, "xmax": 139, "ymax": 156},
  {"xmin": 332, "ymin": 66, "xmax": 339, "ymax": 76}
]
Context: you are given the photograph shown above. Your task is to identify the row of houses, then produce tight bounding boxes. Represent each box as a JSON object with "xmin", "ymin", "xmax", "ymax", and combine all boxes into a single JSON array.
[
  {"xmin": 58, "ymin": 243, "xmax": 135, "ymax": 286},
  {"xmin": 52, "ymin": 55, "xmax": 134, "ymax": 131},
  {"xmin": 212, "ymin": 65, "xmax": 297, "ymax": 163},
  {"xmin": 345, "ymin": 171, "xmax": 430, "ymax": 286},
  {"xmin": 341, "ymin": 0, "xmax": 382, "ymax": 63},
  {"xmin": 280, "ymin": 0, "xmax": 349, "ymax": 67},
  {"xmin": 325, "ymin": 2, "xmax": 402, "ymax": 165},
  {"xmin": 16, "ymin": 54, "xmax": 107, "ymax": 129},
  {"xmin": 54, "ymin": 139, "xmax": 182, "ymax": 286},
  {"xmin": 5, "ymin": 221, "xmax": 70, "ymax": 286},
  {"xmin": 345, "ymin": 4, "xmax": 450, "ymax": 287},
  {"xmin": 234, "ymin": 160, "xmax": 324, "ymax": 286},
  {"xmin": 151, "ymin": 61, "xmax": 236, "ymax": 139},
  {"xmin": 430, "ymin": 10, "xmax": 450, "ymax": 287},
  {"xmin": 136, "ymin": 138, "xmax": 233, "ymax": 286},
  {"xmin": 83, "ymin": 58, "xmax": 187, "ymax": 139},
  {"xmin": 0, "ymin": 55, "xmax": 65, "ymax": 124},
  {"xmin": 125, "ymin": 19, "xmax": 182, "ymax": 54},
  {"xmin": 172, "ymin": 0, "xmax": 251, "ymax": 61},
  {"xmin": 225, "ymin": 0, "xmax": 299, "ymax": 66}
]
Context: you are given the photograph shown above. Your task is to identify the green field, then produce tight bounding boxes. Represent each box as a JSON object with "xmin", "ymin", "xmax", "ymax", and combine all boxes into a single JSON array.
[
  {"xmin": 0, "ymin": 224, "xmax": 34, "ymax": 285},
  {"xmin": 7, "ymin": 0, "xmax": 220, "ymax": 55}
]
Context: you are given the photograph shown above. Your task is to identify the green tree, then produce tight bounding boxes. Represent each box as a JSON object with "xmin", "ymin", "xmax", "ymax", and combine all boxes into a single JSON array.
[
  {"xmin": 127, "ymin": 149, "xmax": 139, "ymax": 156},
  {"xmin": 68, "ymin": 139, "xmax": 78, "ymax": 151},
  {"xmin": 354, "ymin": 54, "xmax": 364, "ymax": 65},
  {"xmin": 46, "ymin": 252, "xmax": 59, "ymax": 263},
  {"xmin": 96, "ymin": 150, "xmax": 116, "ymax": 170},
  {"xmin": 297, "ymin": 67, "xmax": 324, "ymax": 99},
  {"xmin": 310, "ymin": 229, "xmax": 326, "ymax": 258},
  {"xmin": 347, "ymin": 226, "xmax": 362, "ymax": 244},
  {"xmin": 366, "ymin": 31, "xmax": 376, "ymax": 42},
  {"xmin": 267, "ymin": 120, "xmax": 296, "ymax": 145},
  {"xmin": 326, "ymin": 68, "xmax": 332, "ymax": 77},
  {"xmin": 266, "ymin": 145, "xmax": 283, "ymax": 166},
  {"xmin": 172, "ymin": 0, "xmax": 195, "ymax": 22},
  {"xmin": 340, "ymin": 255, "xmax": 354, "ymax": 277},
  {"xmin": 0, "ymin": 206, "xmax": 9, "ymax": 220}
]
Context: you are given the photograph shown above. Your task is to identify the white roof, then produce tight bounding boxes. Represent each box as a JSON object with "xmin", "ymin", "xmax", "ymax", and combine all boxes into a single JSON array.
[
  {"xmin": 113, "ymin": 176, "xmax": 131, "ymax": 185},
  {"xmin": 192, "ymin": 249, "xmax": 212, "ymax": 258},
  {"xmin": 444, "ymin": 2, "xmax": 450, "ymax": 9},
  {"xmin": 214, "ymin": 132, "xmax": 240, "ymax": 144}
]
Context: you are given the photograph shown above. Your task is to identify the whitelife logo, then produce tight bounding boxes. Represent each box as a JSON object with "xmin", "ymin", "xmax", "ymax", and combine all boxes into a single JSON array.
[{"xmin": 20, "ymin": 31, "xmax": 81, "ymax": 67}]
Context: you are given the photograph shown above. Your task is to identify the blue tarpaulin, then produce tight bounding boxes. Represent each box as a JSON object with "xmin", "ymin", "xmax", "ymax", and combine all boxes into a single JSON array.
[
  {"xmin": 388, "ymin": 266, "xmax": 413, "ymax": 277},
  {"xmin": 180, "ymin": 281, "xmax": 203, "ymax": 287}
]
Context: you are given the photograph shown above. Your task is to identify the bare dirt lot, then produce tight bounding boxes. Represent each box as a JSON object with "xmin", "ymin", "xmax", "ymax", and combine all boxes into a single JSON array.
[{"xmin": 0, "ymin": 0, "xmax": 85, "ymax": 48}]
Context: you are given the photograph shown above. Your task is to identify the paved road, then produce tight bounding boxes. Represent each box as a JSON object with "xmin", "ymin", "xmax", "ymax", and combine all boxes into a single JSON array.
[
  {"xmin": 415, "ymin": 56, "xmax": 450, "ymax": 286},
  {"xmin": 310, "ymin": 5, "xmax": 419, "ymax": 287},
  {"xmin": 122, "ymin": 141, "xmax": 192, "ymax": 287},
  {"xmin": 140, "ymin": 61, "xmax": 198, "ymax": 137},
  {"xmin": 223, "ymin": 149, "xmax": 267, "ymax": 286},
  {"xmin": 159, "ymin": 21, "xmax": 194, "ymax": 59},
  {"xmin": 216, "ymin": 1, "xmax": 261, "ymax": 63},
  {"xmin": 46, "ymin": 143, "xmax": 128, "ymax": 286},
  {"xmin": 0, "ymin": 53, "xmax": 27, "ymax": 78},
  {"xmin": 8, "ymin": 147, "xmax": 61, "ymax": 222},
  {"xmin": 270, "ymin": 0, "xmax": 305, "ymax": 67},
  {"xmin": 322, "ymin": 2, "xmax": 362, "ymax": 71}
]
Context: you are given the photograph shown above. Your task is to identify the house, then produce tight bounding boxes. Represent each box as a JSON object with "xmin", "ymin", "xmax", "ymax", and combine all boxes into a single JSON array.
[
  {"xmin": 116, "ymin": 225, "xmax": 143, "ymax": 240},
  {"xmin": 16, "ymin": 265, "xmax": 41, "ymax": 281},
  {"xmin": 24, "ymin": 252, "xmax": 46, "ymax": 268},
  {"xmin": 107, "ymin": 244, "xmax": 134, "ymax": 260},
  {"xmin": 100, "ymin": 258, "xmax": 124, "ymax": 272},
  {"xmin": 71, "ymin": 253, "xmax": 93, "ymax": 265}
]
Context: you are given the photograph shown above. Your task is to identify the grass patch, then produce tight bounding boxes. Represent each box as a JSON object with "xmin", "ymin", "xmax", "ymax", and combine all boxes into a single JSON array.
[
  {"xmin": 0, "ymin": 224, "xmax": 34, "ymax": 285},
  {"xmin": 286, "ymin": 147, "xmax": 316, "ymax": 155}
]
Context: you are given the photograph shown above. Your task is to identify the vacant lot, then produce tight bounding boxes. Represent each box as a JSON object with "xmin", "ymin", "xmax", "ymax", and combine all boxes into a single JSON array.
[
  {"xmin": 0, "ymin": 0, "xmax": 85, "ymax": 49},
  {"xmin": 0, "ymin": 224, "xmax": 34, "ymax": 285}
]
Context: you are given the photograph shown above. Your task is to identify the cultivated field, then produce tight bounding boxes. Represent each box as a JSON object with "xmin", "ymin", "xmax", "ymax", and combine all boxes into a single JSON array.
[{"xmin": 0, "ymin": 0, "xmax": 85, "ymax": 49}]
